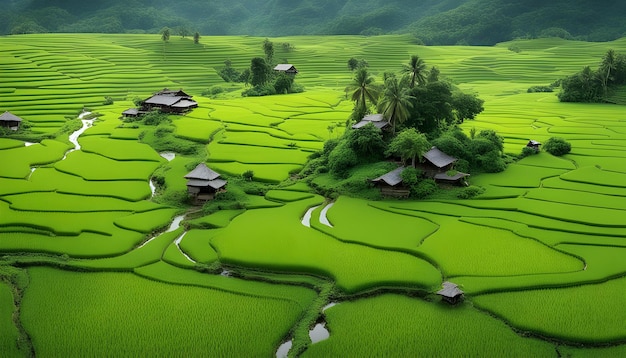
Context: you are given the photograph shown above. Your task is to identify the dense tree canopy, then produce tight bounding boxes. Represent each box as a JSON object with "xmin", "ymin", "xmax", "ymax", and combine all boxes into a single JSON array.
[
  {"xmin": 559, "ymin": 49, "xmax": 626, "ymax": 103},
  {"xmin": 3, "ymin": 0, "xmax": 625, "ymax": 44},
  {"xmin": 385, "ymin": 128, "xmax": 430, "ymax": 167}
]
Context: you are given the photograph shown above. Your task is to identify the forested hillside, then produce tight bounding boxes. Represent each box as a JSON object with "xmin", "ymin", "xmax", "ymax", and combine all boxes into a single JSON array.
[{"xmin": 1, "ymin": 0, "xmax": 625, "ymax": 44}]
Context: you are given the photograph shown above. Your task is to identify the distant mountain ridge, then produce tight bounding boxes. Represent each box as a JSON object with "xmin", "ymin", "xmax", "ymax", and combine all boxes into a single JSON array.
[{"xmin": 1, "ymin": 0, "xmax": 625, "ymax": 44}]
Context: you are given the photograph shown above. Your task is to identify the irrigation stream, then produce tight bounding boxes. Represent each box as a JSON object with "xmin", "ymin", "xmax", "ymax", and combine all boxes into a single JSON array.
[
  {"xmin": 149, "ymin": 153, "xmax": 175, "ymax": 198},
  {"xmin": 64, "ymin": 111, "xmax": 94, "ymax": 157},
  {"xmin": 28, "ymin": 111, "xmax": 93, "ymax": 180},
  {"xmin": 159, "ymin": 152, "xmax": 175, "ymax": 161},
  {"xmin": 301, "ymin": 205, "xmax": 321, "ymax": 227},
  {"xmin": 319, "ymin": 203, "xmax": 334, "ymax": 227},
  {"xmin": 138, "ymin": 214, "xmax": 185, "ymax": 249},
  {"xmin": 309, "ymin": 322, "xmax": 330, "ymax": 344},
  {"xmin": 301, "ymin": 203, "xmax": 334, "ymax": 228},
  {"xmin": 276, "ymin": 339, "xmax": 292, "ymax": 358}
]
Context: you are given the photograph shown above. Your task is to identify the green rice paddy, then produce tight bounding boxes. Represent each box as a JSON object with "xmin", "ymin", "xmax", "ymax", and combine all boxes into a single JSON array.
[{"xmin": 1, "ymin": 33, "xmax": 626, "ymax": 356}]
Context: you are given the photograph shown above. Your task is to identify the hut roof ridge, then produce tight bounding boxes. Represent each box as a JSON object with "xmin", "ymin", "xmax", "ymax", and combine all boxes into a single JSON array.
[
  {"xmin": 371, "ymin": 166, "xmax": 406, "ymax": 186},
  {"xmin": 185, "ymin": 163, "xmax": 221, "ymax": 181},
  {"xmin": 0, "ymin": 111, "xmax": 23, "ymax": 122},
  {"xmin": 423, "ymin": 146, "xmax": 457, "ymax": 168}
]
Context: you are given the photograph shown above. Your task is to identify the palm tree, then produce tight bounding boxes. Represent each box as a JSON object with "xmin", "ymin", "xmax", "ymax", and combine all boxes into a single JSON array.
[
  {"xmin": 402, "ymin": 55, "xmax": 427, "ymax": 88},
  {"xmin": 349, "ymin": 67, "xmax": 380, "ymax": 115},
  {"xmin": 600, "ymin": 49, "xmax": 617, "ymax": 95},
  {"xmin": 379, "ymin": 76, "xmax": 414, "ymax": 135}
]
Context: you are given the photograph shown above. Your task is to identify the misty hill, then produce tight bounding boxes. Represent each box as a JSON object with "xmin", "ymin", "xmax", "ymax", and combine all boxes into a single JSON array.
[{"xmin": 2, "ymin": 0, "xmax": 625, "ymax": 45}]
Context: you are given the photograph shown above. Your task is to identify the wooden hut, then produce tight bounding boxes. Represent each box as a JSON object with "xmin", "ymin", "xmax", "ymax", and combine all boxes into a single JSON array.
[
  {"xmin": 139, "ymin": 88, "xmax": 198, "ymax": 114},
  {"xmin": 437, "ymin": 281, "xmax": 464, "ymax": 305},
  {"xmin": 184, "ymin": 163, "xmax": 227, "ymax": 204},
  {"xmin": 421, "ymin": 146, "xmax": 470, "ymax": 186},
  {"xmin": 273, "ymin": 64, "xmax": 299, "ymax": 75},
  {"xmin": 122, "ymin": 108, "xmax": 142, "ymax": 118},
  {"xmin": 0, "ymin": 111, "xmax": 23, "ymax": 131},
  {"xmin": 351, "ymin": 114, "xmax": 389, "ymax": 130},
  {"xmin": 371, "ymin": 166, "xmax": 410, "ymax": 198},
  {"xmin": 527, "ymin": 140, "xmax": 541, "ymax": 151}
]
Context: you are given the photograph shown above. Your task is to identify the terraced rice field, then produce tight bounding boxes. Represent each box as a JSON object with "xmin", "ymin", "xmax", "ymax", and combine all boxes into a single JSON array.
[{"xmin": 0, "ymin": 34, "xmax": 626, "ymax": 356}]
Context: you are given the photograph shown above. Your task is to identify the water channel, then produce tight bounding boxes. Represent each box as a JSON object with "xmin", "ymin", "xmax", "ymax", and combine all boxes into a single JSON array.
[
  {"xmin": 301, "ymin": 203, "xmax": 334, "ymax": 228},
  {"xmin": 319, "ymin": 203, "xmax": 334, "ymax": 227}
]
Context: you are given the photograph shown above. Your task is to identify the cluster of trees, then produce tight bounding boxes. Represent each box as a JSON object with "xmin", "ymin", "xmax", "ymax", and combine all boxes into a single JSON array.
[
  {"xmin": 302, "ymin": 55, "xmax": 504, "ymax": 186},
  {"xmin": 215, "ymin": 39, "xmax": 303, "ymax": 97},
  {"xmin": 3, "ymin": 0, "xmax": 626, "ymax": 45},
  {"xmin": 347, "ymin": 55, "xmax": 484, "ymax": 138},
  {"xmin": 558, "ymin": 49, "xmax": 626, "ymax": 103}
]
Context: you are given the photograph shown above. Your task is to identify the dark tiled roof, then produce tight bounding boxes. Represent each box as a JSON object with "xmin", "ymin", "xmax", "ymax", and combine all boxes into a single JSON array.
[
  {"xmin": 0, "ymin": 111, "xmax": 23, "ymax": 122},
  {"xmin": 437, "ymin": 281, "xmax": 464, "ymax": 298},
  {"xmin": 171, "ymin": 99, "xmax": 198, "ymax": 108},
  {"xmin": 352, "ymin": 120, "xmax": 388, "ymax": 129},
  {"xmin": 371, "ymin": 166, "xmax": 406, "ymax": 186},
  {"xmin": 157, "ymin": 88, "xmax": 191, "ymax": 97},
  {"xmin": 186, "ymin": 178, "xmax": 227, "ymax": 189},
  {"xmin": 122, "ymin": 108, "xmax": 139, "ymax": 115},
  {"xmin": 423, "ymin": 146, "xmax": 457, "ymax": 168},
  {"xmin": 363, "ymin": 114, "xmax": 384, "ymax": 122},
  {"xmin": 144, "ymin": 95, "xmax": 181, "ymax": 106},
  {"xmin": 185, "ymin": 163, "xmax": 221, "ymax": 181},
  {"xmin": 352, "ymin": 113, "xmax": 388, "ymax": 129},
  {"xmin": 528, "ymin": 140, "xmax": 541, "ymax": 146}
]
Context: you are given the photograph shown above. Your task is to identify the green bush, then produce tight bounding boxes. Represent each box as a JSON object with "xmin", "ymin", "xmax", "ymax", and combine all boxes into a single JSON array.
[
  {"xmin": 142, "ymin": 111, "xmax": 170, "ymax": 126},
  {"xmin": 400, "ymin": 167, "xmax": 420, "ymax": 187},
  {"xmin": 299, "ymin": 157, "xmax": 326, "ymax": 176},
  {"xmin": 241, "ymin": 84, "xmax": 276, "ymax": 97},
  {"xmin": 544, "ymin": 137, "xmax": 571, "ymax": 156},
  {"xmin": 103, "ymin": 96, "xmax": 114, "ymax": 105},
  {"xmin": 478, "ymin": 150, "xmax": 507, "ymax": 173},
  {"xmin": 202, "ymin": 86, "xmax": 225, "ymax": 97},
  {"xmin": 519, "ymin": 146, "xmax": 538, "ymax": 158},
  {"xmin": 273, "ymin": 73, "xmax": 294, "ymax": 94},
  {"xmin": 411, "ymin": 179, "xmax": 437, "ymax": 199},
  {"xmin": 455, "ymin": 159, "xmax": 470, "ymax": 173},
  {"xmin": 457, "ymin": 185, "xmax": 485, "ymax": 199},
  {"xmin": 241, "ymin": 170, "xmax": 254, "ymax": 181},
  {"xmin": 328, "ymin": 141, "xmax": 358, "ymax": 178},
  {"xmin": 346, "ymin": 124, "xmax": 386, "ymax": 161},
  {"xmin": 527, "ymin": 85, "xmax": 554, "ymax": 93}
]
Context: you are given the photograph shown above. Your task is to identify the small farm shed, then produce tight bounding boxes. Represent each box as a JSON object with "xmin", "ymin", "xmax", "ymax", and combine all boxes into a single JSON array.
[
  {"xmin": 273, "ymin": 64, "xmax": 298, "ymax": 75},
  {"xmin": 421, "ymin": 146, "xmax": 470, "ymax": 186},
  {"xmin": 0, "ymin": 111, "xmax": 23, "ymax": 131},
  {"xmin": 437, "ymin": 281, "xmax": 464, "ymax": 305},
  {"xmin": 139, "ymin": 88, "xmax": 198, "ymax": 114},
  {"xmin": 184, "ymin": 163, "xmax": 227, "ymax": 204},
  {"xmin": 527, "ymin": 140, "xmax": 541, "ymax": 151},
  {"xmin": 352, "ymin": 114, "xmax": 389, "ymax": 130},
  {"xmin": 371, "ymin": 166, "xmax": 410, "ymax": 198},
  {"xmin": 121, "ymin": 108, "xmax": 142, "ymax": 118}
]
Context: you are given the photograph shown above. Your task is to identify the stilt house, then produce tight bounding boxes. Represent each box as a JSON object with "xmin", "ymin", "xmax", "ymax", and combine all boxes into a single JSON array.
[{"xmin": 184, "ymin": 163, "xmax": 227, "ymax": 204}]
